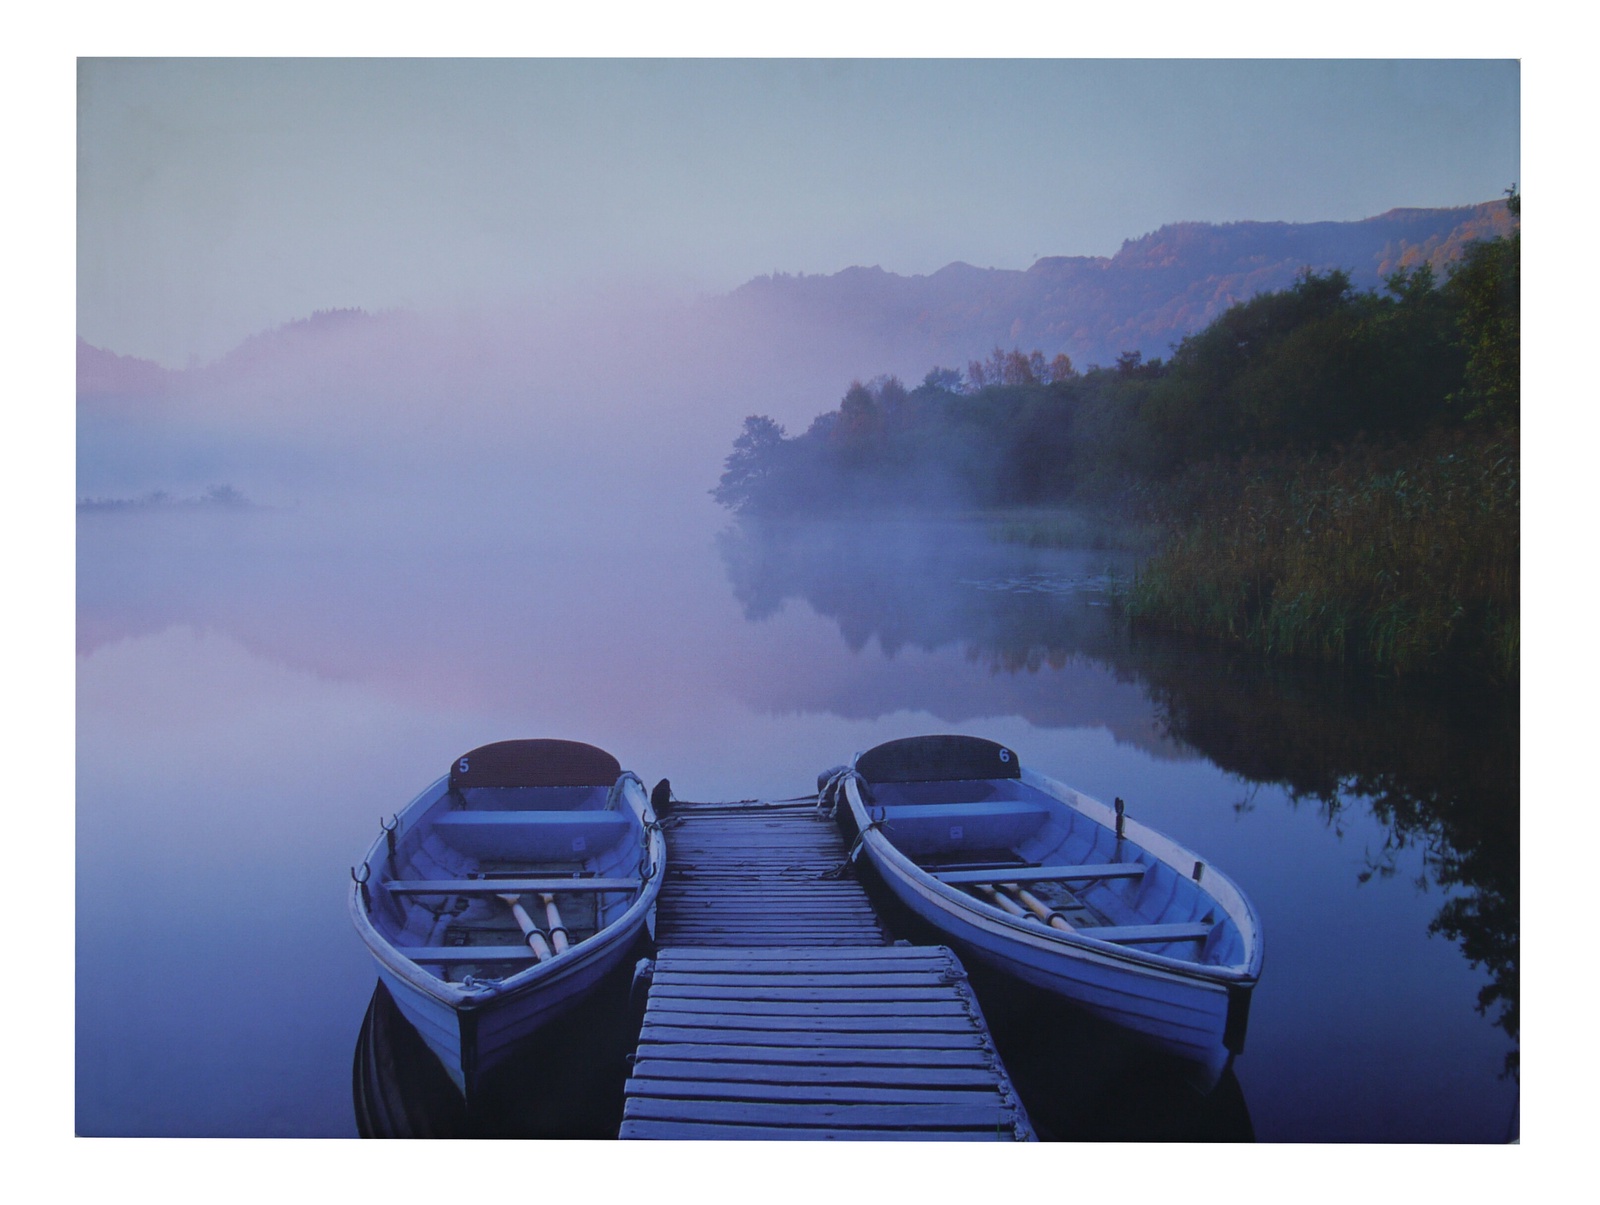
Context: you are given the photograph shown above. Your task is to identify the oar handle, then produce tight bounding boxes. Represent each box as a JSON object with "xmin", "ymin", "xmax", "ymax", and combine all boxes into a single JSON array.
[
  {"xmin": 497, "ymin": 894, "xmax": 552, "ymax": 960},
  {"xmin": 539, "ymin": 892, "xmax": 570, "ymax": 954},
  {"xmin": 975, "ymin": 883, "xmax": 1029, "ymax": 919},
  {"xmin": 1005, "ymin": 883, "xmax": 1076, "ymax": 932}
]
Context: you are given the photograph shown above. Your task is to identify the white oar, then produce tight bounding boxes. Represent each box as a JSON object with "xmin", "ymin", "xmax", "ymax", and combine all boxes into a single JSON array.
[
  {"xmin": 974, "ymin": 883, "xmax": 1031, "ymax": 918},
  {"xmin": 1000, "ymin": 882, "xmax": 1076, "ymax": 933},
  {"xmin": 497, "ymin": 894, "xmax": 552, "ymax": 960},
  {"xmin": 539, "ymin": 892, "xmax": 570, "ymax": 955}
]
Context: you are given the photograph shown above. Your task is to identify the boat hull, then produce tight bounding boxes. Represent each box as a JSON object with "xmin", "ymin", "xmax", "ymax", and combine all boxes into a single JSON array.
[
  {"xmin": 350, "ymin": 743, "xmax": 664, "ymax": 1101},
  {"xmin": 374, "ymin": 907, "xmax": 647, "ymax": 1096},
  {"xmin": 837, "ymin": 754, "xmax": 1259, "ymax": 1085},
  {"xmin": 854, "ymin": 835, "xmax": 1235, "ymax": 1082}
]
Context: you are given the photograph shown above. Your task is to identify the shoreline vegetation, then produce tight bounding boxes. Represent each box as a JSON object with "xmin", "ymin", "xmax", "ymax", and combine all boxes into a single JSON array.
[
  {"xmin": 77, "ymin": 484, "xmax": 254, "ymax": 513},
  {"xmin": 714, "ymin": 192, "xmax": 1519, "ymax": 681}
]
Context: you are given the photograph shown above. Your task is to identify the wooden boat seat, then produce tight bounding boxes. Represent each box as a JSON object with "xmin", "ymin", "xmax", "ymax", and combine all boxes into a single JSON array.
[
  {"xmin": 879, "ymin": 801, "xmax": 1046, "ymax": 820},
  {"xmin": 877, "ymin": 801, "xmax": 1051, "ymax": 854},
  {"xmin": 1083, "ymin": 922, "xmax": 1213, "ymax": 945},
  {"xmin": 932, "ymin": 862, "xmax": 1146, "ymax": 886},
  {"xmin": 396, "ymin": 945, "xmax": 546, "ymax": 964},
  {"xmin": 432, "ymin": 810, "xmax": 633, "ymax": 859},
  {"xmin": 383, "ymin": 877, "xmax": 640, "ymax": 895}
]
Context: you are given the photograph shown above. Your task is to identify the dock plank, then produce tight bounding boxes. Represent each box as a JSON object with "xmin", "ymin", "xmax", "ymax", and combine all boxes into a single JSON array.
[
  {"xmin": 635, "ymin": 1040, "xmax": 994, "ymax": 1066},
  {"xmin": 618, "ymin": 1119, "xmax": 1007, "ymax": 1140},
  {"xmin": 634, "ymin": 1028, "xmax": 989, "ymax": 1053},
  {"xmin": 630, "ymin": 1060, "xmax": 1003, "ymax": 1087},
  {"xmin": 626, "ymin": 1077, "xmax": 1005, "ymax": 1107},
  {"xmin": 623, "ymin": 1096, "xmax": 1015, "ymax": 1130}
]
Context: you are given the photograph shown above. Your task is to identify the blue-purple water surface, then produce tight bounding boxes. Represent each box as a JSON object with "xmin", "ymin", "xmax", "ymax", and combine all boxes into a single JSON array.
[{"xmin": 76, "ymin": 498, "xmax": 1517, "ymax": 1141}]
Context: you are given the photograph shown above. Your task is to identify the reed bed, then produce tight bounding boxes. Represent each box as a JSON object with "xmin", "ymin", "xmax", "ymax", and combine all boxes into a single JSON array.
[{"xmin": 1125, "ymin": 430, "xmax": 1519, "ymax": 679}]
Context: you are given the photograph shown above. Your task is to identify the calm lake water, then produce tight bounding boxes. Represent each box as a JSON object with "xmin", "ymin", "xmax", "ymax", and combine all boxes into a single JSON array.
[{"xmin": 76, "ymin": 492, "xmax": 1518, "ymax": 1141}]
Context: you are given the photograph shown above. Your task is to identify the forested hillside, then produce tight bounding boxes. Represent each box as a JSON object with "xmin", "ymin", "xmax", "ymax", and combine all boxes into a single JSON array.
[{"xmin": 715, "ymin": 193, "xmax": 1521, "ymax": 679}]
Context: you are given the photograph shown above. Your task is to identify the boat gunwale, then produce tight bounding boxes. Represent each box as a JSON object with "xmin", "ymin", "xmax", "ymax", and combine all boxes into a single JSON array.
[
  {"xmin": 350, "ymin": 771, "xmax": 665, "ymax": 1011},
  {"xmin": 843, "ymin": 764, "xmax": 1262, "ymax": 986}
]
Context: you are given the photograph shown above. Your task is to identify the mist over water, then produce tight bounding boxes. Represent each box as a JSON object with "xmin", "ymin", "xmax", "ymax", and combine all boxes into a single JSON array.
[{"xmin": 77, "ymin": 298, "xmax": 1516, "ymax": 1140}]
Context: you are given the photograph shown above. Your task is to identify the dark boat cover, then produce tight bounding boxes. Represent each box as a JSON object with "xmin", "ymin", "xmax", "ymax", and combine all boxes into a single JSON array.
[
  {"xmin": 856, "ymin": 734, "xmax": 1022, "ymax": 784},
  {"xmin": 448, "ymin": 739, "xmax": 622, "ymax": 789}
]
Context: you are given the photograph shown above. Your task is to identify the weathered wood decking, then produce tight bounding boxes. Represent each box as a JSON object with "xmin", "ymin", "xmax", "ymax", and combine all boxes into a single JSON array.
[{"xmin": 619, "ymin": 799, "xmax": 1034, "ymax": 1140}]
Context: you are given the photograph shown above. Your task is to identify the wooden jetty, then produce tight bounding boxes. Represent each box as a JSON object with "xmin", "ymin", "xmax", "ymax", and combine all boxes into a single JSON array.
[{"xmin": 620, "ymin": 799, "xmax": 1035, "ymax": 1140}]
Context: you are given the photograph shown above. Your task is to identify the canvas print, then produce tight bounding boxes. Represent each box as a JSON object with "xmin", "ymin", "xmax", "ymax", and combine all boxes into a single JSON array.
[{"xmin": 76, "ymin": 58, "xmax": 1519, "ymax": 1141}]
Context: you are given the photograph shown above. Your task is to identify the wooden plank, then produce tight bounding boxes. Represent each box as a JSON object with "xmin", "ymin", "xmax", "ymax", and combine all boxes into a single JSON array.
[
  {"xmin": 641, "ymin": 1010, "xmax": 979, "ymax": 1034},
  {"xmin": 647, "ymin": 985, "xmax": 970, "ymax": 1003},
  {"xmin": 630, "ymin": 1059, "xmax": 1002, "ymax": 1087},
  {"xmin": 656, "ymin": 921, "xmax": 884, "ymax": 930},
  {"xmin": 656, "ymin": 928, "xmax": 883, "ymax": 935},
  {"xmin": 659, "ymin": 935, "xmax": 889, "ymax": 947},
  {"xmin": 626, "ymin": 1077, "xmax": 1005, "ymax": 1108},
  {"xmin": 433, "ymin": 810, "xmax": 631, "ymax": 828},
  {"xmin": 653, "ymin": 959, "xmax": 942, "ymax": 977},
  {"xmin": 656, "ymin": 888, "xmax": 874, "ymax": 898},
  {"xmin": 656, "ymin": 923, "xmax": 887, "ymax": 935},
  {"xmin": 635, "ymin": 1028, "xmax": 988, "ymax": 1052},
  {"xmin": 650, "ymin": 971, "xmax": 958, "ymax": 989},
  {"xmin": 618, "ymin": 1119, "xmax": 1006, "ymax": 1140},
  {"xmin": 1089, "ymin": 922, "xmax": 1213, "ymax": 944},
  {"xmin": 384, "ymin": 877, "xmax": 639, "ymax": 894},
  {"xmin": 655, "ymin": 946, "xmax": 948, "ymax": 963},
  {"xmin": 395, "ymin": 945, "xmax": 538, "ymax": 963},
  {"xmin": 644, "ymin": 997, "xmax": 969, "ymax": 1017},
  {"xmin": 621, "ymin": 1096, "xmax": 1013, "ymax": 1129},
  {"xmin": 655, "ymin": 909, "xmax": 882, "ymax": 918},
  {"xmin": 655, "ymin": 931, "xmax": 884, "ymax": 940},
  {"xmin": 655, "ymin": 911, "xmax": 882, "ymax": 921},
  {"xmin": 634, "ymin": 1043, "xmax": 994, "ymax": 1068},
  {"xmin": 657, "ymin": 896, "xmax": 877, "ymax": 906},
  {"xmin": 879, "ymin": 801, "xmax": 1050, "ymax": 823},
  {"xmin": 932, "ymin": 862, "xmax": 1147, "ymax": 886},
  {"xmin": 656, "ymin": 901, "xmax": 873, "ymax": 910}
]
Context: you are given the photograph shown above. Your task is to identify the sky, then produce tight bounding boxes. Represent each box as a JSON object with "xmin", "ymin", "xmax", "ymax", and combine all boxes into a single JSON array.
[{"xmin": 77, "ymin": 57, "xmax": 1521, "ymax": 366}]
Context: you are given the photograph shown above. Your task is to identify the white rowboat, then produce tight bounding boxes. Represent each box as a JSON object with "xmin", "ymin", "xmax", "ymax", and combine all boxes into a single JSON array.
[
  {"xmin": 349, "ymin": 739, "xmax": 664, "ymax": 1098},
  {"xmin": 826, "ymin": 735, "xmax": 1263, "ymax": 1086}
]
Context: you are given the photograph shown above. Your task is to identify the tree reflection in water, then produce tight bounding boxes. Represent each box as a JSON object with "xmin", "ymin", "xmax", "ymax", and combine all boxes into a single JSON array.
[{"xmin": 718, "ymin": 517, "xmax": 1519, "ymax": 1075}]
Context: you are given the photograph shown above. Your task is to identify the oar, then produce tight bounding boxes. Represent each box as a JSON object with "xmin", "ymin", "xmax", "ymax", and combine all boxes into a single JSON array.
[
  {"xmin": 974, "ymin": 884, "xmax": 1031, "ymax": 919},
  {"xmin": 497, "ymin": 894, "xmax": 552, "ymax": 960},
  {"xmin": 539, "ymin": 892, "xmax": 570, "ymax": 955},
  {"xmin": 1000, "ymin": 882, "xmax": 1077, "ymax": 933}
]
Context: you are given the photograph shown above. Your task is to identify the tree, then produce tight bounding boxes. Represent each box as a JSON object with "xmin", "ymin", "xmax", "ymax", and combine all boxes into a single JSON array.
[
  {"xmin": 837, "ymin": 381, "xmax": 880, "ymax": 439},
  {"xmin": 712, "ymin": 415, "xmax": 790, "ymax": 512},
  {"xmin": 875, "ymin": 375, "xmax": 909, "ymax": 420},
  {"xmin": 1001, "ymin": 348, "xmax": 1038, "ymax": 386},
  {"xmin": 1445, "ymin": 187, "xmax": 1519, "ymax": 425}
]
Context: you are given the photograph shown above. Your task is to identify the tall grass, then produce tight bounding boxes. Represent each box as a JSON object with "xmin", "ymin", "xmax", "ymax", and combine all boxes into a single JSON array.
[{"xmin": 1124, "ymin": 430, "xmax": 1518, "ymax": 679}]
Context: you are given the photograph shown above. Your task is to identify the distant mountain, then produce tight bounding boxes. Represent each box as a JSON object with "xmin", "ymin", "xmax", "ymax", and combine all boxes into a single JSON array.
[
  {"xmin": 76, "ymin": 202, "xmax": 1517, "ymax": 413},
  {"xmin": 720, "ymin": 201, "xmax": 1517, "ymax": 370},
  {"xmin": 76, "ymin": 337, "xmax": 176, "ymax": 402}
]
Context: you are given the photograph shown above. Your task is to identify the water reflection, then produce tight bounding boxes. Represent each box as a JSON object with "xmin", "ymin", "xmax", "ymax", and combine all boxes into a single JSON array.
[{"xmin": 718, "ymin": 517, "xmax": 1519, "ymax": 1073}]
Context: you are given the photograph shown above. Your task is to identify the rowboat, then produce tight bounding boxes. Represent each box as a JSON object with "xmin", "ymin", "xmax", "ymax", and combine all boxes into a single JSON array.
[
  {"xmin": 823, "ymin": 735, "xmax": 1263, "ymax": 1085},
  {"xmin": 349, "ymin": 739, "xmax": 664, "ymax": 1099}
]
